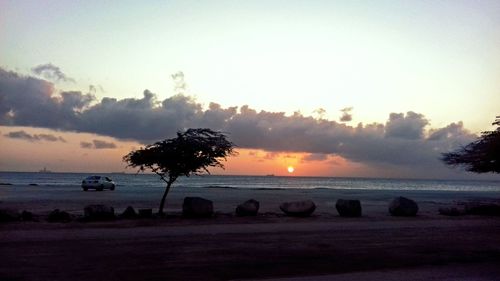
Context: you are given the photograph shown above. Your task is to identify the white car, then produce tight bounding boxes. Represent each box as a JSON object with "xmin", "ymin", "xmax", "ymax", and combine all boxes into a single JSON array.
[{"xmin": 81, "ymin": 176, "xmax": 116, "ymax": 191}]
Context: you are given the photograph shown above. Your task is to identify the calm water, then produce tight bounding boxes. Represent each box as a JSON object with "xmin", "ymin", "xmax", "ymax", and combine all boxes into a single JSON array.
[{"xmin": 1, "ymin": 172, "xmax": 499, "ymax": 192}]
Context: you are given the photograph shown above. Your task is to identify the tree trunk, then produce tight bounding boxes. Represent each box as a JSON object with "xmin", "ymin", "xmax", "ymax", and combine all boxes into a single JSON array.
[{"xmin": 158, "ymin": 181, "xmax": 173, "ymax": 215}]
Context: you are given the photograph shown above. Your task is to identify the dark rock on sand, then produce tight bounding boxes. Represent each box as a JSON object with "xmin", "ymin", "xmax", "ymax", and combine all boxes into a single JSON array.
[
  {"xmin": 84, "ymin": 204, "xmax": 115, "ymax": 221},
  {"xmin": 0, "ymin": 208, "xmax": 20, "ymax": 222},
  {"xmin": 138, "ymin": 208, "xmax": 153, "ymax": 218},
  {"xmin": 389, "ymin": 196, "xmax": 419, "ymax": 216},
  {"xmin": 280, "ymin": 200, "xmax": 316, "ymax": 217},
  {"xmin": 29, "ymin": 183, "xmax": 38, "ymax": 186},
  {"xmin": 464, "ymin": 202, "xmax": 500, "ymax": 216},
  {"xmin": 48, "ymin": 209, "xmax": 72, "ymax": 223},
  {"xmin": 183, "ymin": 197, "xmax": 214, "ymax": 218},
  {"xmin": 336, "ymin": 199, "xmax": 362, "ymax": 217},
  {"xmin": 21, "ymin": 210, "xmax": 35, "ymax": 221},
  {"xmin": 438, "ymin": 206, "xmax": 465, "ymax": 216},
  {"xmin": 121, "ymin": 206, "xmax": 138, "ymax": 219},
  {"xmin": 236, "ymin": 199, "xmax": 260, "ymax": 216}
]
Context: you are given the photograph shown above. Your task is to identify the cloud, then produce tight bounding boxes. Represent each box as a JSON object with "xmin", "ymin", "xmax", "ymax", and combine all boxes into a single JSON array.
[
  {"xmin": 4, "ymin": 130, "xmax": 66, "ymax": 142},
  {"xmin": 80, "ymin": 140, "xmax": 117, "ymax": 149},
  {"xmin": 385, "ymin": 112, "xmax": 429, "ymax": 139},
  {"xmin": 340, "ymin": 107, "xmax": 353, "ymax": 122},
  {"xmin": 80, "ymin": 141, "xmax": 93, "ymax": 149},
  {"xmin": 93, "ymin": 140, "xmax": 117, "ymax": 149},
  {"xmin": 31, "ymin": 63, "xmax": 75, "ymax": 83},
  {"xmin": 0, "ymin": 67, "xmax": 479, "ymax": 176},
  {"xmin": 302, "ymin": 153, "xmax": 329, "ymax": 162}
]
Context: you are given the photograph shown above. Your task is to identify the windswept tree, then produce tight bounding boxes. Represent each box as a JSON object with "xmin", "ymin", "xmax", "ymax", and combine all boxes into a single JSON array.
[
  {"xmin": 123, "ymin": 128, "xmax": 236, "ymax": 214},
  {"xmin": 441, "ymin": 116, "xmax": 500, "ymax": 173}
]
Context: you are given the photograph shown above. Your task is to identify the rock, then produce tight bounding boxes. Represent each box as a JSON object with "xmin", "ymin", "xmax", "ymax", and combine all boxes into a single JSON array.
[
  {"xmin": 48, "ymin": 209, "xmax": 71, "ymax": 223},
  {"xmin": 84, "ymin": 204, "xmax": 115, "ymax": 221},
  {"xmin": 138, "ymin": 208, "xmax": 153, "ymax": 218},
  {"xmin": 21, "ymin": 210, "xmax": 35, "ymax": 221},
  {"xmin": 336, "ymin": 199, "xmax": 362, "ymax": 217},
  {"xmin": 236, "ymin": 199, "xmax": 260, "ymax": 216},
  {"xmin": 464, "ymin": 203, "xmax": 500, "ymax": 216},
  {"xmin": 389, "ymin": 197, "xmax": 418, "ymax": 216},
  {"xmin": 121, "ymin": 206, "xmax": 138, "ymax": 219},
  {"xmin": 29, "ymin": 183, "xmax": 38, "ymax": 186},
  {"xmin": 438, "ymin": 206, "xmax": 465, "ymax": 216},
  {"xmin": 0, "ymin": 208, "xmax": 20, "ymax": 222},
  {"xmin": 183, "ymin": 197, "xmax": 214, "ymax": 218},
  {"xmin": 279, "ymin": 200, "xmax": 316, "ymax": 217}
]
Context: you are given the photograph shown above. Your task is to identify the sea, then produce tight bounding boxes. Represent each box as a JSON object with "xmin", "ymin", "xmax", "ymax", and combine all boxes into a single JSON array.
[{"xmin": 1, "ymin": 171, "xmax": 500, "ymax": 214}]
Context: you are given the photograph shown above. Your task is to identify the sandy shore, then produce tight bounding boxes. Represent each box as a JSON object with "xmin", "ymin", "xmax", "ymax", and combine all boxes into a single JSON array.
[
  {"xmin": 2, "ymin": 184, "xmax": 500, "ymax": 280},
  {"xmin": 1, "ymin": 214, "xmax": 500, "ymax": 280}
]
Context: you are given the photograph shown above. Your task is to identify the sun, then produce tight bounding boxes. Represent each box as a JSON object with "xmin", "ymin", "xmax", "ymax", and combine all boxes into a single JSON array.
[{"xmin": 287, "ymin": 166, "xmax": 295, "ymax": 173}]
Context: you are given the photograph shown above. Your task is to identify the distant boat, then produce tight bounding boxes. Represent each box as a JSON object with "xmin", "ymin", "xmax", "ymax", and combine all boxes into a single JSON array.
[{"xmin": 39, "ymin": 167, "xmax": 52, "ymax": 173}]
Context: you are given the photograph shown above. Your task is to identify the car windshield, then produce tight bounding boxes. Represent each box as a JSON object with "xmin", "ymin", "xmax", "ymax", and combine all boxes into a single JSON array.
[{"xmin": 105, "ymin": 177, "xmax": 112, "ymax": 181}]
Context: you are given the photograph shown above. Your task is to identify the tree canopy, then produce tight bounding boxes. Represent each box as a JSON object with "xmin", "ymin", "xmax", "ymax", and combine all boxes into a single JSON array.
[
  {"xmin": 123, "ymin": 128, "xmax": 235, "ymax": 214},
  {"xmin": 441, "ymin": 117, "xmax": 500, "ymax": 173}
]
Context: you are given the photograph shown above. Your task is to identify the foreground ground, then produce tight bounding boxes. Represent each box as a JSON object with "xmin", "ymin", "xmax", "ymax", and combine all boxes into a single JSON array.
[{"xmin": 1, "ymin": 215, "xmax": 500, "ymax": 281}]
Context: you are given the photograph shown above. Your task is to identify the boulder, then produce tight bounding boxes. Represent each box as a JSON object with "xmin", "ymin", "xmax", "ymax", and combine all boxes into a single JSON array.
[
  {"xmin": 0, "ymin": 208, "xmax": 20, "ymax": 222},
  {"xmin": 236, "ymin": 199, "xmax": 260, "ymax": 216},
  {"xmin": 84, "ymin": 204, "xmax": 115, "ymax": 221},
  {"xmin": 48, "ymin": 209, "xmax": 71, "ymax": 223},
  {"xmin": 138, "ymin": 208, "xmax": 153, "ymax": 218},
  {"xmin": 464, "ymin": 203, "xmax": 500, "ymax": 216},
  {"xmin": 389, "ymin": 197, "xmax": 418, "ymax": 216},
  {"xmin": 183, "ymin": 197, "xmax": 214, "ymax": 218},
  {"xmin": 121, "ymin": 206, "xmax": 138, "ymax": 219},
  {"xmin": 438, "ymin": 206, "xmax": 465, "ymax": 216},
  {"xmin": 21, "ymin": 210, "xmax": 35, "ymax": 221},
  {"xmin": 336, "ymin": 199, "xmax": 362, "ymax": 217},
  {"xmin": 279, "ymin": 200, "xmax": 316, "ymax": 217}
]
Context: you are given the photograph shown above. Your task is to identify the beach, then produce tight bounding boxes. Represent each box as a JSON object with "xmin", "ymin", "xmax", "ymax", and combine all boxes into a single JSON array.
[{"xmin": 1, "ymin": 179, "xmax": 500, "ymax": 280}]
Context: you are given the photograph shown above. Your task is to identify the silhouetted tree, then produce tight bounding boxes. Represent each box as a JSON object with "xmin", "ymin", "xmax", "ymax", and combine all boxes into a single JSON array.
[
  {"xmin": 441, "ymin": 116, "xmax": 500, "ymax": 173},
  {"xmin": 123, "ymin": 128, "xmax": 235, "ymax": 214}
]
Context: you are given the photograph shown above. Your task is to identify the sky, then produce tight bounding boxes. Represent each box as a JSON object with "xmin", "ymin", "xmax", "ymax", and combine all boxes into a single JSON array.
[{"xmin": 1, "ymin": 0, "xmax": 499, "ymax": 179}]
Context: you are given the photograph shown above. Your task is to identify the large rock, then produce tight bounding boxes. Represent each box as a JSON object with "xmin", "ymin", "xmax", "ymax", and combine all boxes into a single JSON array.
[
  {"xmin": 121, "ymin": 206, "xmax": 138, "ymax": 219},
  {"xmin": 183, "ymin": 197, "xmax": 214, "ymax": 218},
  {"xmin": 389, "ymin": 197, "xmax": 418, "ymax": 216},
  {"xmin": 48, "ymin": 209, "xmax": 72, "ymax": 223},
  {"xmin": 464, "ymin": 202, "xmax": 500, "ymax": 216},
  {"xmin": 236, "ymin": 199, "xmax": 260, "ymax": 216},
  {"xmin": 0, "ymin": 208, "xmax": 20, "ymax": 222},
  {"xmin": 438, "ymin": 206, "xmax": 465, "ymax": 216},
  {"xmin": 138, "ymin": 208, "xmax": 153, "ymax": 218},
  {"xmin": 84, "ymin": 204, "xmax": 115, "ymax": 221},
  {"xmin": 336, "ymin": 199, "xmax": 362, "ymax": 217},
  {"xmin": 280, "ymin": 200, "xmax": 316, "ymax": 217}
]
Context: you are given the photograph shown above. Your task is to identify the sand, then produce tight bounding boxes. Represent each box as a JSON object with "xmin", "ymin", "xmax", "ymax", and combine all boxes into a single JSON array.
[{"xmin": 1, "ymin": 184, "xmax": 500, "ymax": 280}]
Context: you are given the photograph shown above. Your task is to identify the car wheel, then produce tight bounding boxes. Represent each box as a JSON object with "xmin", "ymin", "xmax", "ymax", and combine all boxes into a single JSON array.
[
  {"xmin": 83, "ymin": 187, "xmax": 88, "ymax": 191},
  {"xmin": 110, "ymin": 184, "xmax": 115, "ymax": 191}
]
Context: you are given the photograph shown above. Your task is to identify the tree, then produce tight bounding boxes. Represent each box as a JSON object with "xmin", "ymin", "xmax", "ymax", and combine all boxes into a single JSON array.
[
  {"xmin": 441, "ymin": 116, "xmax": 500, "ymax": 173},
  {"xmin": 123, "ymin": 128, "xmax": 235, "ymax": 214}
]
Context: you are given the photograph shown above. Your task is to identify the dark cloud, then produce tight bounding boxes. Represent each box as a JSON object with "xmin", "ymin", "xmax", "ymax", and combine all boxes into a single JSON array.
[
  {"xmin": 31, "ymin": 63, "xmax": 75, "ymax": 83},
  {"xmin": 93, "ymin": 140, "xmax": 117, "ymax": 149},
  {"xmin": 4, "ymin": 130, "xmax": 66, "ymax": 142},
  {"xmin": 302, "ymin": 153, "xmax": 329, "ymax": 162},
  {"xmin": 80, "ymin": 141, "xmax": 93, "ymax": 149},
  {"xmin": 385, "ymin": 112, "xmax": 429, "ymax": 139},
  {"xmin": 340, "ymin": 107, "xmax": 353, "ymax": 122},
  {"xmin": 80, "ymin": 140, "xmax": 117, "ymax": 149},
  {"xmin": 0, "ymin": 67, "xmax": 479, "ymax": 176}
]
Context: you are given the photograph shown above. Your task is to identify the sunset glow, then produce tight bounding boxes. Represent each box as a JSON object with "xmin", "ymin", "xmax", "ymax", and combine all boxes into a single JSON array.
[{"xmin": 0, "ymin": 1, "xmax": 499, "ymax": 179}]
